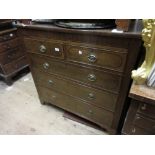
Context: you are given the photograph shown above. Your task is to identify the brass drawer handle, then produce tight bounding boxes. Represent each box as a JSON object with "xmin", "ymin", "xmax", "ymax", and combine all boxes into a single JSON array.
[
  {"xmin": 6, "ymin": 45, "xmax": 11, "ymax": 49},
  {"xmin": 88, "ymin": 93, "xmax": 95, "ymax": 99},
  {"xmin": 132, "ymin": 128, "xmax": 136, "ymax": 133},
  {"xmin": 88, "ymin": 54, "xmax": 97, "ymax": 63},
  {"xmin": 141, "ymin": 104, "xmax": 147, "ymax": 110},
  {"xmin": 88, "ymin": 74, "xmax": 96, "ymax": 82},
  {"xmin": 43, "ymin": 62, "xmax": 49, "ymax": 69},
  {"xmin": 39, "ymin": 45, "xmax": 46, "ymax": 53},
  {"xmin": 48, "ymin": 80, "xmax": 54, "ymax": 85},
  {"xmin": 88, "ymin": 110, "xmax": 93, "ymax": 114}
]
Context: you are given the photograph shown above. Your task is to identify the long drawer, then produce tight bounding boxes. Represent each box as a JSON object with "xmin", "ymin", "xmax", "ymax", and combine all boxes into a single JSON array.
[
  {"xmin": 24, "ymin": 38, "xmax": 64, "ymax": 59},
  {"xmin": 32, "ymin": 69, "xmax": 118, "ymax": 112},
  {"xmin": 0, "ymin": 37, "xmax": 19, "ymax": 54},
  {"xmin": 0, "ymin": 46, "xmax": 24, "ymax": 65},
  {"xmin": 65, "ymin": 44, "xmax": 127, "ymax": 72},
  {"xmin": 3, "ymin": 56, "xmax": 28, "ymax": 75},
  {"xmin": 133, "ymin": 114, "xmax": 155, "ymax": 133},
  {"xmin": 29, "ymin": 54, "xmax": 122, "ymax": 93},
  {"xmin": 37, "ymin": 85, "xmax": 114, "ymax": 128}
]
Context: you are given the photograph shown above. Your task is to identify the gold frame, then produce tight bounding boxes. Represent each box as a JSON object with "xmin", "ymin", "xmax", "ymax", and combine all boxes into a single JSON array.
[{"xmin": 132, "ymin": 19, "xmax": 155, "ymax": 84}]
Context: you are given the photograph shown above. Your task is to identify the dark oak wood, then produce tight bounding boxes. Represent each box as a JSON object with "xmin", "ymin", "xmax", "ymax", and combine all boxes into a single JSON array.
[
  {"xmin": 37, "ymin": 85, "xmax": 114, "ymax": 130},
  {"xmin": 32, "ymin": 69, "xmax": 118, "ymax": 112},
  {"xmin": 17, "ymin": 21, "xmax": 142, "ymax": 134},
  {"xmin": 122, "ymin": 83, "xmax": 155, "ymax": 135},
  {"xmin": 29, "ymin": 53, "xmax": 122, "ymax": 93},
  {"xmin": 0, "ymin": 22, "xmax": 29, "ymax": 85}
]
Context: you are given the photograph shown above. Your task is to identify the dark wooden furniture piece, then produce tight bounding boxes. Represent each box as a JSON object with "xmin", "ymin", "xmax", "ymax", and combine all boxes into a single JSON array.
[
  {"xmin": 17, "ymin": 20, "xmax": 142, "ymax": 134},
  {"xmin": 0, "ymin": 20, "xmax": 29, "ymax": 85},
  {"xmin": 122, "ymin": 83, "xmax": 155, "ymax": 135}
]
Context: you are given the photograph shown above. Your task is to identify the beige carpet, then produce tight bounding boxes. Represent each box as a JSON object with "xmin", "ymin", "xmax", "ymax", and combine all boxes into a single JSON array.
[{"xmin": 0, "ymin": 73, "xmax": 107, "ymax": 135}]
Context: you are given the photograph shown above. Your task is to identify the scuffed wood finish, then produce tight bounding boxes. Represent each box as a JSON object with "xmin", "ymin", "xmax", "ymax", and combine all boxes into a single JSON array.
[
  {"xmin": 29, "ymin": 53, "xmax": 122, "ymax": 93},
  {"xmin": 37, "ymin": 85, "xmax": 114, "ymax": 129},
  {"xmin": 129, "ymin": 83, "xmax": 155, "ymax": 105},
  {"xmin": 65, "ymin": 44, "xmax": 127, "ymax": 72},
  {"xmin": 0, "ymin": 26, "xmax": 29, "ymax": 86},
  {"xmin": 32, "ymin": 69, "xmax": 118, "ymax": 112},
  {"xmin": 18, "ymin": 21, "xmax": 142, "ymax": 134},
  {"xmin": 122, "ymin": 83, "xmax": 155, "ymax": 135}
]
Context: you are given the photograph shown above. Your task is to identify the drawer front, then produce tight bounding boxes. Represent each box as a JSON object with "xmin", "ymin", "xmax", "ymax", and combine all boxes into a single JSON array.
[
  {"xmin": 0, "ymin": 31, "xmax": 17, "ymax": 43},
  {"xmin": 3, "ymin": 56, "xmax": 28, "ymax": 75},
  {"xmin": 66, "ymin": 45, "xmax": 127, "ymax": 72},
  {"xmin": 133, "ymin": 114, "xmax": 155, "ymax": 133},
  {"xmin": 138, "ymin": 102, "xmax": 155, "ymax": 119},
  {"xmin": 37, "ymin": 85, "xmax": 114, "ymax": 128},
  {"xmin": 29, "ymin": 54, "xmax": 122, "ymax": 93},
  {"xmin": 0, "ymin": 38, "xmax": 19, "ymax": 54},
  {"xmin": 128, "ymin": 125, "xmax": 152, "ymax": 135},
  {"xmin": 24, "ymin": 38, "xmax": 64, "ymax": 59},
  {"xmin": 0, "ymin": 46, "xmax": 24, "ymax": 65},
  {"xmin": 32, "ymin": 69, "xmax": 118, "ymax": 112}
]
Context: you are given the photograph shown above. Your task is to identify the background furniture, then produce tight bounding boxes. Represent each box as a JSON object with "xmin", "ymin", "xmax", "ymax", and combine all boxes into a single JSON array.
[
  {"xmin": 122, "ymin": 83, "xmax": 155, "ymax": 135},
  {"xmin": 17, "ymin": 20, "xmax": 142, "ymax": 134},
  {"xmin": 0, "ymin": 20, "xmax": 29, "ymax": 85}
]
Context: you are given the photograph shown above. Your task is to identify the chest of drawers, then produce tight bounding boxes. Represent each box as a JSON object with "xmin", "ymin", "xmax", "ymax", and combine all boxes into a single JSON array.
[
  {"xmin": 0, "ymin": 28, "xmax": 29, "ymax": 85},
  {"xmin": 122, "ymin": 83, "xmax": 155, "ymax": 135},
  {"xmin": 17, "ymin": 22, "xmax": 142, "ymax": 134}
]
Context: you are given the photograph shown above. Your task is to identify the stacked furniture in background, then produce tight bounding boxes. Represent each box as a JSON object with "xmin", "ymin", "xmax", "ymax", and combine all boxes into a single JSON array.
[
  {"xmin": 0, "ymin": 20, "xmax": 29, "ymax": 85},
  {"xmin": 122, "ymin": 83, "xmax": 155, "ymax": 135},
  {"xmin": 17, "ymin": 20, "xmax": 142, "ymax": 134}
]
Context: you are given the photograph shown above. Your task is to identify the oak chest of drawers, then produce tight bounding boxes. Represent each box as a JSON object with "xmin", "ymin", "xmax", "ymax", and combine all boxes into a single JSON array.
[
  {"xmin": 122, "ymin": 83, "xmax": 155, "ymax": 135},
  {"xmin": 17, "ymin": 21, "xmax": 142, "ymax": 134},
  {"xmin": 0, "ymin": 27, "xmax": 29, "ymax": 85}
]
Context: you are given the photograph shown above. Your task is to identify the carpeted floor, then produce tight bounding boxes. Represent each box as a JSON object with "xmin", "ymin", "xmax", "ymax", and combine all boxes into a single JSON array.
[{"xmin": 0, "ymin": 73, "xmax": 107, "ymax": 135}]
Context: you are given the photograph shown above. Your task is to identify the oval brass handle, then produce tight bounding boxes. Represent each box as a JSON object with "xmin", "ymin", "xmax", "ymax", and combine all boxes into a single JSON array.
[
  {"xmin": 88, "ymin": 74, "xmax": 96, "ymax": 82},
  {"xmin": 43, "ymin": 62, "xmax": 49, "ymax": 69},
  {"xmin": 48, "ymin": 80, "xmax": 54, "ymax": 85},
  {"xmin": 39, "ymin": 45, "xmax": 46, "ymax": 53},
  {"xmin": 88, "ymin": 54, "xmax": 96, "ymax": 63},
  {"xmin": 88, "ymin": 93, "xmax": 95, "ymax": 99},
  {"xmin": 141, "ymin": 104, "xmax": 146, "ymax": 110},
  {"xmin": 132, "ymin": 128, "xmax": 136, "ymax": 133},
  {"xmin": 88, "ymin": 110, "xmax": 93, "ymax": 114}
]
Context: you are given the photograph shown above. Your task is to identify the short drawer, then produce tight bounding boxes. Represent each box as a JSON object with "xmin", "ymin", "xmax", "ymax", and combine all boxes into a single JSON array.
[
  {"xmin": 0, "ymin": 46, "xmax": 24, "ymax": 65},
  {"xmin": 29, "ymin": 54, "xmax": 122, "ymax": 93},
  {"xmin": 37, "ymin": 85, "xmax": 114, "ymax": 128},
  {"xmin": 133, "ymin": 114, "xmax": 155, "ymax": 134},
  {"xmin": 24, "ymin": 38, "xmax": 64, "ymax": 59},
  {"xmin": 32, "ymin": 69, "xmax": 118, "ymax": 112},
  {"xmin": 138, "ymin": 102, "xmax": 155, "ymax": 119},
  {"xmin": 0, "ymin": 31, "xmax": 17, "ymax": 43},
  {"xmin": 0, "ymin": 38, "xmax": 19, "ymax": 54},
  {"xmin": 3, "ymin": 56, "xmax": 28, "ymax": 75},
  {"xmin": 65, "ymin": 45, "xmax": 127, "ymax": 72}
]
